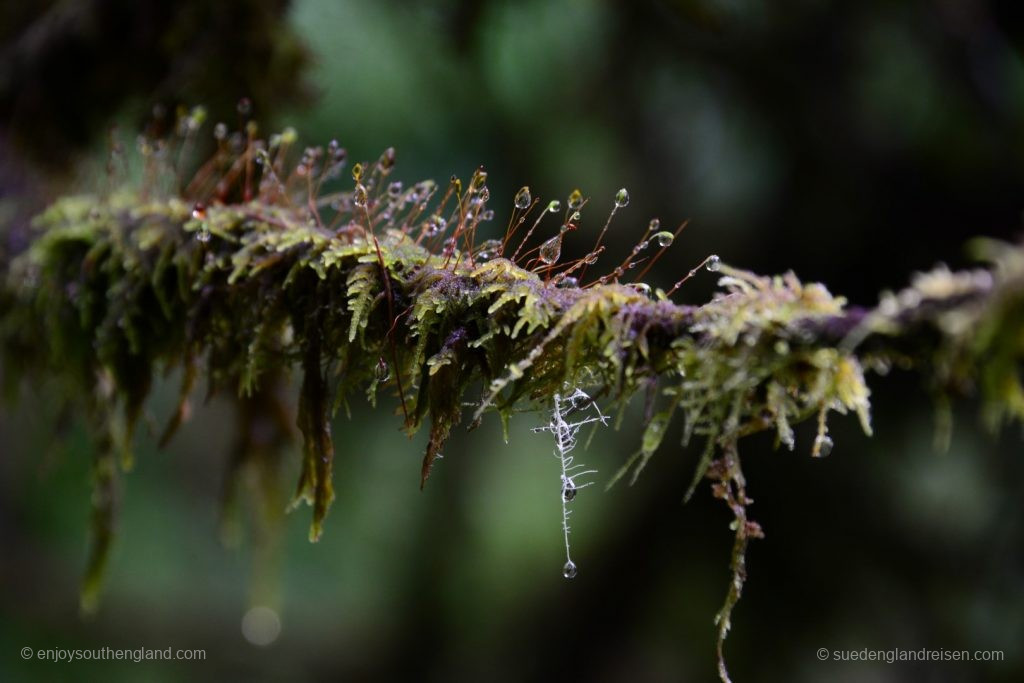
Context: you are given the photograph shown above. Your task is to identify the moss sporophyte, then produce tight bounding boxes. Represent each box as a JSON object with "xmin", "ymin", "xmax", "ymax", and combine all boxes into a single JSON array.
[{"xmin": 3, "ymin": 109, "xmax": 1023, "ymax": 682}]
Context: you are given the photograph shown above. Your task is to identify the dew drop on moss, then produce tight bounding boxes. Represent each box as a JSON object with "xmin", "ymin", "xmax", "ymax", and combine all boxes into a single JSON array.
[
  {"xmin": 814, "ymin": 434, "xmax": 833, "ymax": 457},
  {"xmin": 614, "ymin": 188, "xmax": 630, "ymax": 208},
  {"xmin": 654, "ymin": 231, "xmax": 675, "ymax": 247},
  {"xmin": 562, "ymin": 478, "xmax": 577, "ymax": 501},
  {"xmin": 375, "ymin": 358, "xmax": 390, "ymax": 382},
  {"xmin": 514, "ymin": 186, "xmax": 532, "ymax": 210},
  {"xmin": 547, "ymin": 200, "xmax": 561, "ymax": 213},
  {"xmin": 426, "ymin": 215, "xmax": 446, "ymax": 236},
  {"xmin": 563, "ymin": 561, "xmax": 578, "ymax": 579},
  {"xmin": 475, "ymin": 239, "xmax": 502, "ymax": 261},
  {"xmin": 471, "ymin": 168, "xmax": 488, "ymax": 191},
  {"xmin": 539, "ymin": 235, "xmax": 562, "ymax": 265},
  {"xmin": 568, "ymin": 189, "xmax": 584, "ymax": 210},
  {"xmin": 353, "ymin": 184, "xmax": 368, "ymax": 209},
  {"xmin": 706, "ymin": 254, "xmax": 722, "ymax": 272},
  {"xmin": 631, "ymin": 283, "xmax": 652, "ymax": 297}
]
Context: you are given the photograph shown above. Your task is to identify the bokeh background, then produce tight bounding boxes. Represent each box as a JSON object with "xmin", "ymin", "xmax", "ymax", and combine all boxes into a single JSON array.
[{"xmin": 2, "ymin": 1, "xmax": 1024, "ymax": 681}]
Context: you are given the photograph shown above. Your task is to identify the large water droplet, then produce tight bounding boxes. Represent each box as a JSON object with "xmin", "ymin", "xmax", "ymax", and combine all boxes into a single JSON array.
[
  {"xmin": 562, "ymin": 478, "xmax": 577, "ymax": 502},
  {"xmin": 706, "ymin": 254, "xmax": 721, "ymax": 272},
  {"xmin": 539, "ymin": 235, "xmax": 562, "ymax": 265},
  {"xmin": 196, "ymin": 229, "xmax": 211, "ymax": 243},
  {"xmin": 614, "ymin": 188, "xmax": 630, "ymax": 208},
  {"xmin": 648, "ymin": 218, "xmax": 660, "ymax": 232},
  {"xmin": 514, "ymin": 186, "xmax": 532, "ymax": 210},
  {"xmin": 375, "ymin": 358, "xmax": 390, "ymax": 382},
  {"xmin": 562, "ymin": 561, "xmax": 578, "ymax": 579},
  {"xmin": 547, "ymin": 200, "xmax": 561, "ymax": 213},
  {"xmin": 814, "ymin": 434, "xmax": 833, "ymax": 457},
  {"xmin": 654, "ymin": 231, "xmax": 674, "ymax": 247},
  {"xmin": 387, "ymin": 181, "xmax": 403, "ymax": 198},
  {"xmin": 568, "ymin": 189, "xmax": 584, "ymax": 210}
]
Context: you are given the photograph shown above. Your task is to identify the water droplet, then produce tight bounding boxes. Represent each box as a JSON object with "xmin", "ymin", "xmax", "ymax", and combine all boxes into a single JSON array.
[
  {"xmin": 387, "ymin": 181, "xmax": 403, "ymax": 198},
  {"xmin": 562, "ymin": 561, "xmax": 578, "ymax": 579},
  {"xmin": 654, "ymin": 231, "xmax": 675, "ymax": 247},
  {"xmin": 648, "ymin": 218, "xmax": 661, "ymax": 232},
  {"xmin": 353, "ymin": 184, "xmax": 368, "ymax": 209},
  {"xmin": 631, "ymin": 283, "xmax": 652, "ymax": 297},
  {"xmin": 196, "ymin": 230, "xmax": 211, "ymax": 243},
  {"xmin": 562, "ymin": 478, "xmax": 577, "ymax": 501},
  {"xmin": 213, "ymin": 122, "xmax": 228, "ymax": 140},
  {"xmin": 583, "ymin": 252, "xmax": 599, "ymax": 265},
  {"xmin": 375, "ymin": 358, "xmax": 390, "ymax": 382},
  {"xmin": 475, "ymin": 239, "xmax": 502, "ymax": 261},
  {"xmin": 352, "ymin": 163, "xmax": 364, "ymax": 182},
  {"xmin": 539, "ymin": 235, "xmax": 562, "ymax": 265},
  {"xmin": 814, "ymin": 434, "xmax": 833, "ymax": 457},
  {"xmin": 426, "ymin": 215, "xmax": 447, "ymax": 236},
  {"xmin": 480, "ymin": 209, "xmax": 495, "ymax": 221},
  {"xmin": 557, "ymin": 276, "xmax": 578, "ymax": 288},
  {"xmin": 568, "ymin": 189, "xmax": 584, "ymax": 210},
  {"xmin": 706, "ymin": 254, "xmax": 721, "ymax": 272},
  {"xmin": 478, "ymin": 186, "xmax": 490, "ymax": 202},
  {"xmin": 514, "ymin": 186, "xmax": 532, "ymax": 209},
  {"xmin": 378, "ymin": 147, "xmax": 396, "ymax": 173},
  {"xmin": 547, "ymin": 200, "xmax": 561, "ymax": 213},
  {"xmin": 471, "ymin": 168, "xmax": 488, "ymax": 191},
  {"xmin": 614, "ymin": 188, "xmax": 630, "ymax": 208}
]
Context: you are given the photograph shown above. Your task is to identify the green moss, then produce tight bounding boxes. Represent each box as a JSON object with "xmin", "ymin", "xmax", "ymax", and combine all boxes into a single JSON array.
[{"xmin": 3, "ymin": 136, "xmax": 1023, "ymax": 682}]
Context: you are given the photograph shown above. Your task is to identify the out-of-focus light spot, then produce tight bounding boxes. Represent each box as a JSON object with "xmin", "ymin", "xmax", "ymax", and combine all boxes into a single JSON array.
[{"xmin": 241, "ymin": 605, "xmax": 281, "ymax": 646}]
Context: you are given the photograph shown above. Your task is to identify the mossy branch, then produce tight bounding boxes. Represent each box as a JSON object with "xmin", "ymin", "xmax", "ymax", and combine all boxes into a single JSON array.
[{"xmin": 3, "ymin": 135, "xmax": 1023, "ymax": 681}]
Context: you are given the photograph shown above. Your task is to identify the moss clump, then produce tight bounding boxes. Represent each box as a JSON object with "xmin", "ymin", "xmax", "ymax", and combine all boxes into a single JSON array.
[{"xmin": 3, "ymin": 125, "xmax": 1023, "ymax": 681}]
